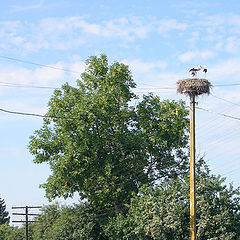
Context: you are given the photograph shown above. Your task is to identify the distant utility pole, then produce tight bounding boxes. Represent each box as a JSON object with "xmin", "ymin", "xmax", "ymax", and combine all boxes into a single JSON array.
[{"xmin": 12, "ymin": 206, "xmax": 42, "ymax": 240}]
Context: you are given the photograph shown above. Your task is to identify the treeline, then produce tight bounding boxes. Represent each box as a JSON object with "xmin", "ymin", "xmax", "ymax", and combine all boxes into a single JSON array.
[{"xmin": 1, "ymin": 160, "xmax": 240, "ymax": 239}]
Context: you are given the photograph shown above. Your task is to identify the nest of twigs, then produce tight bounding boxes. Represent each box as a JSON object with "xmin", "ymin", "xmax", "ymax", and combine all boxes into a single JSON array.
[{"xmin": 176, "ymin": 78, "xmax": 211, "ymax": 96}]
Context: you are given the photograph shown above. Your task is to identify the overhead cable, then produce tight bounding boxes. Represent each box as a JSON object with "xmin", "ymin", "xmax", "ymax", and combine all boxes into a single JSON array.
[
  {"xmin": 196, "ymin": 106, "xmax": 240, "ymax": 121},
  {"xmin": 214, "ymin": 83, "xmax": 240, "ymax": 87},
  {"xmin": 0, "ymin": 82, "xmax": 60, "ymax": 90},
  {"xmin": 210, "ymin": 94, "xmax": 240, "ymax": 107},
  {"xmin": 0, "ymin": 108, "xmax": 80, "ymax": 120},
  {"xmin": 0, "ymin": 55, "xmax": 81, "ymax": 75},
  {"xmin": 1, "ymin": 55, "xmax": 240, "ymax": 88}
]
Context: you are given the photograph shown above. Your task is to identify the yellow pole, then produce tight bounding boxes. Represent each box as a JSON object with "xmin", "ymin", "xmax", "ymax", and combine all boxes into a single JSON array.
[{"xmin": 190, "ymin": 95, "xmax": 196, "ymax": 240}]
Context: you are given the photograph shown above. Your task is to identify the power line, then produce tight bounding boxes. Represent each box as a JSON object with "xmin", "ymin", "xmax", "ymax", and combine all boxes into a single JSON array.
[
  {"xmin": 0, "ymin": 81, "xmax": 176, "ymax": 92},
  {"xmin": 196, "ymin": 106, "xmax": 240, "ymax": 121},
  {"xmin": 214, "ymin": 83, "xmax": 240, "ymax": 87},
  {"xmin": 0, "ymin": 82, "xmax": 60, "ymax": 90},
  {"xmin": 1, "ymin": 55, "xmax": 240, "ymax": 88},
  {"xmin": 0, "ymin": 55, "xmax": 81, "ymax": 75},
  {"xmin": 221, "ymin": 168, "xmax": 240, "ymax": 177},
  {"xmin": 0, "ymin": 108, "xmax": 80, "ymax": 120},
  {"xmin": 1, "ymin": 101, "xmax": 239, "ymax": 122},
  {"xmin": 135, "ymin": 87, "xmax": 175, "ymax": 90},
  {"xmin": 0, "ymin": 80, "xmax": 239, "ymax": 92},
  {"xmin": 0, "ymin": 82, "xmax": 176, "ymax": 93},
  {"xmin": 210, "ymin": 94, "xmax": 240, "ymax": 107}
]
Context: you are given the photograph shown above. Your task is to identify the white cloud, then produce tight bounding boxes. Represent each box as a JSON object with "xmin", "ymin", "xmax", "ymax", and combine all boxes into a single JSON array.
[
  {"xmin": 209, "ymin": 58, "xmax": 240, "ymax": 81},
  {"xmin": 171, "ymin": 1, "xmax": 219, "ymax": 9},
  {"xmin": 197, "ymin": 13, "xmax": 240, "ymax": 40},
  {"xmin": 0, "ymin": 21, "xmax": 24, "ymax": 49},
  {"xmin": 0, "ymin": 63, "xmax": 66, "ymax": 86},
  {"xmin": 225, "ymin": 37, "xmax": 240, "ymax": 53},
  {"xmin": 157, "ymin": 19, "xmax": 188, "ymax": 34},
  {"xmin": 120, "ymin": 58, "xmax": 183, "ymax": 100},
  {"xmin": 10, "ymin": 0, "xmax": 44, "ymax": 13},
  {"xmin": 0, "ymin": 59, "xmax": 89, "ymax": 96},
  {"xmin": 0, "ymin": 16, "xmax": 190, "ymax": 53},
  {"xmin": 200, "ymin": 13, "xmax": 240, "ymax": 29},
  {"xmin": 123, "ymin": 59, "xmax": 168, "ymax": 73},
  {"xmin": 179, "ymin": 50, "xmax": 214, "ymax": 62},
  {"xmin": 69, "ymin": 61, "xmax": 86, "ymax": 79},
  {"xmin": 40, "ymin": 16, "xmax": 152, "ymax": 41}
]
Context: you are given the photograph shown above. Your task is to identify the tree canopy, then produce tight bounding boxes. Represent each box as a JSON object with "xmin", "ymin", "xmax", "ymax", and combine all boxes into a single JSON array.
[
  {"xmin": 2, "ymin": 162, "xmax": 240, "ymax": 240},
  {"xmin": 0, "ymin": 197, "xmax": 9, "ymax": 226},
  {"xmin": 104, "ymin": 160, "xmax": 240, "ymax": 240},
  {"xmin": 29, "ymin": 54, "xmax": 189, "ymax": 215}
]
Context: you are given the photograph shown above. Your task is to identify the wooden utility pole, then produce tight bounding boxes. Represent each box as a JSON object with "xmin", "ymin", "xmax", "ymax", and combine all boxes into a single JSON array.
[
  {"xmin": 190, "ymin": 95, "xmax": 196, "ymax": 240},
  {"xmin": 177, "ymin": 68, "xmax": 211, "ymax": 240},
  {"xmin": 12, "ymin": 206, "xmax": 41, "ymax": 240}
]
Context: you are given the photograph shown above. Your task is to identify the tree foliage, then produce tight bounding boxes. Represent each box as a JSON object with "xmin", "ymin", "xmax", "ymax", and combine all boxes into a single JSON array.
[
  {"xmin": 0, "ymin": 223, "xmax": 24, "ymax": 240},
  {"xmin": 29, "ymin": 54, "xmax": 189, "ymax": 214},
  {"xmin": 2, "ymin": 162, "xmax": 239, "ymax": 240},
  {"xmin": 32, "ymin": 203, "xmax": 106, "ymax": 240},
  {"xmin": 104, "ymin": 160, "xmax": 240, "ymax": 240},
  {"xmin": 0, "ymin": 197, "xmax": 9, "ymax": 225}
]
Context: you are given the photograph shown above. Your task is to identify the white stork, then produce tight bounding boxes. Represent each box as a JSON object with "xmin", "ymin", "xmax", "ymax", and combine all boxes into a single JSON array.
[
  {"xmin": 203, "ymin": 65, "xmax": 207, "ymax": 77},
  {"xmin": 189, "ymin": 64, "xmax": 202, "ymax": 77}
]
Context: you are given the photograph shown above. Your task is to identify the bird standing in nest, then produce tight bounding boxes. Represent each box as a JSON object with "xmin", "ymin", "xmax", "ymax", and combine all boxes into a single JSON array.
[
  {"xmin": 189, "ymin": 64, "xmax": 202, "ymax": 77},
  {"xmin": 203, "ymin": 65, "xmax": 207, "ymax": 77}
]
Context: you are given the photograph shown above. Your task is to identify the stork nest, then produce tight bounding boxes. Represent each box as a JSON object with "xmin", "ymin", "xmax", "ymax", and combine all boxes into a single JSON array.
[{"xmin": 176, "ymin": 78, "xmax": 211, "ymax": 96}]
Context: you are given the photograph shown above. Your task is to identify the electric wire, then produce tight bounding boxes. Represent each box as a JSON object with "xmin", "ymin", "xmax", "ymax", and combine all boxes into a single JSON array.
[
  {"xmin": 1, "ymin": 81, "xmax": 240, "ymax": 90},
  {"xmin": 0, "ymin": 55, "xmax": 81, "ymax": 75},
  {"xmin": 196, "ymin": 106, "xmax": 240, "ymax": 121},
  {"xmin": 0, "ymin": 81, "xmax": 176, "ymax": 91},
  {"xmin": 0, "ymin": 82, "xmax": 60, "ymax": 90},
  {"xmin": 0, "ymin": 108, "xmax": 80, "ymax": 120},
  {"xmin": 195, "ymin": 112, "xmax": 240, "ymax": 175},
  {"xmin": 196, "ymin": 105, "xmax": 237, "ymax": 134},
  {"xmin": 210, "ymin": 93, "xmax": 240, "ymax": 107},
  {"xmin": 0, "ymin": 55, "xmax": 240, "ymax": 90},
  {"xmin": 214, "ymin": 83, "xmax": 240, "ymax": 87},
  {"xmin": 0, "ymin": 54, "xmax": 240, "ymax": 181},
  {"xmin": 221, "ymin": 168, "xmax": 240, "ymax": 177}
]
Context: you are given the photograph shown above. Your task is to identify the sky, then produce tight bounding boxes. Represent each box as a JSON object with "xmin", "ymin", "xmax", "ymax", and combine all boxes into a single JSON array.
[{"xmin": 0, "ymin": 0, "xmax": 240, "ymax": 224}]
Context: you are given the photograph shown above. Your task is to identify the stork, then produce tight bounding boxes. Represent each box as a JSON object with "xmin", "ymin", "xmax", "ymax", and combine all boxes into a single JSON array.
[
  {"xmin": 203, "ymin": 65, "xmax": 207, "ymax": 77},
  {"xmin": 189, "ymin": 64, "xmax": 202, "ymax": 77}
]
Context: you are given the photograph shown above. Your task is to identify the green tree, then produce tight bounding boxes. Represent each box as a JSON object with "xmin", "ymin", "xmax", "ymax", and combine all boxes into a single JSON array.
[
  {"xmin": 29, "ymin": 54, "xmax": 189, "ymax": 216},
  {"xmin": 32, "ymin": 203, "xmax": 106, "ymax": 240},
  {"xmin": 0, "ymin": 197, "xmax": 9, "ymax": 225},
  {"xmin": 0, "ymin": 223, "xmax": 24, "ymax": 240},
  {"xmin": 104, "ymin": 160, "xmax": 240, "ymax": 240}
]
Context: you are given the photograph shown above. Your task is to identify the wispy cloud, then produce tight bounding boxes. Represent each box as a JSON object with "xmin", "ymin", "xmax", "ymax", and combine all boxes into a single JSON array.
[
  {"xmin": 209, "ymin": 57, "xmax": 240, "ymax": 81},
  {"xmin": 178, "ymin": 50, "xmax": 214, "ymax": 62},
  {"xmin": 0, "ymin": 16, "xmax": 190, "ymax": 53},
  {"xmin": 123, "ymin": 58, "xmax": 168, "ymax": 73},
  {"xmin": 10, "ymin": 0, "xmax": 44, "ymax": 13},
  {"xmin": 156, "ymin": 19, "xmax": 188, "ymax": 34},
  {"xmin": 0, "ymin": 62, "xmax": 68, "ymax": 87},
  {"xmin": 171, "ymin": 1, "xmax": 219, "ymax": 9}
]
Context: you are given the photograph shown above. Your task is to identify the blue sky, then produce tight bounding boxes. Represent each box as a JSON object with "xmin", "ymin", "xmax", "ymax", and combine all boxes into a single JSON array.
[{"xmin": 0, "ymin": 0, "xmax": 240, "ymax": 223}]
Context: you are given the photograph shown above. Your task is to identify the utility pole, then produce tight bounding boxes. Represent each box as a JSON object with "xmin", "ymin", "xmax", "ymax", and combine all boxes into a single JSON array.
[
  {"xmin": 12, "ymin": 206, "xmax": 41, "ymax": 240},
  {"xmin": 177, "ymin": 66, "xmax": 211, "ymax": 240},
  {"xmin": 190, "ymin": 95, "xmax": 196, "ymax": 240}
]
